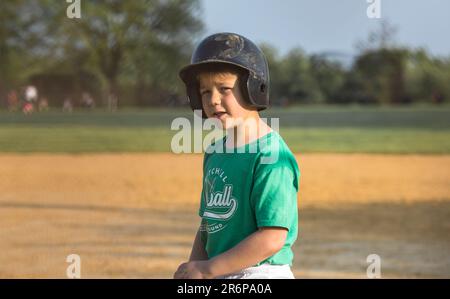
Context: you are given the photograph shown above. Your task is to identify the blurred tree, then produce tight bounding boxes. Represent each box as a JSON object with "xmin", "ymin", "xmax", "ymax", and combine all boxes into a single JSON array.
[
  {"xmin": 2, "ymin": 0, "xmax": 203, "ymax": 108},
  {"xmin": 0, "ymin": 1, "xmax": 13, "ymax": 93},
  {"xmin": 355, "ymin": 19, "xmax": 398, "ymax": 52},
  {"xmin": 261, "ymin": 45, "xmax": 347, "ymax": 105},
  {"xmin": 354, "ymin": 48, "xmax": 408, "ymax": 104},
  {"xmin": 309, "ymin": 55, "xmax": 346, "ymax": 103},
  {"xmin": 259, "ymin": 43, "xmax": 284, "ymax": 105},
  {"xmin": 54, "ymin": 0, "xmax": 204, "ymax": 107},
  {"xmin": 405, "ymin": 49, "xmax": 450, "ymax": 104},
  {"xmin": 278, "ymin": 48, "xmax": 321, "ymax": 104},
  {"xmin": 0, "ymin": 0, "xmax": 41, "ymax": 98},
  {"xmin": 333, "ymin": 70, "xmax": 371, "ymax": 104},
  {"xmin": 349, "ymin": 20, "xmax": 408, "ymax": 104}
]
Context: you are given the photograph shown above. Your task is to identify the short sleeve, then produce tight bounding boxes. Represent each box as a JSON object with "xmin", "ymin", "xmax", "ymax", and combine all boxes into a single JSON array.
[
  {"xmin": 198, "ymin": 187, "xmax": 205, "ymax": 217},
  {"xmin": 198, "ymin": 153, "xmax": 209, "ymax": 218},
  {"xmin": 250, "ymin": 164, "xmax": 299, "ymax": 230},
  {"xmin": 199, "ymin": 149, "xmax": 217, "ymax": 218},
  {"xmin": 198, "ymin": 180, "xmax": 206, "ymax": 218}
]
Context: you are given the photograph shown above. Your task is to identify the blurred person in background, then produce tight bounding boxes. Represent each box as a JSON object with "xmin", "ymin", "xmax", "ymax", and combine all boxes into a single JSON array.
[
  {"xmin": 81, "ymin": 92, "xmax": 96, "ymax": 109},
  {"xmin": 62, "ymin": 97, "xmax": 73, "ymax": 113},
  {"xmin": 7, "ymin": 90, "xmax": 19, "ymax": 112},
  {"xmin": 38, "ymin": 97, "xmax": 49, "ymax": 112}
]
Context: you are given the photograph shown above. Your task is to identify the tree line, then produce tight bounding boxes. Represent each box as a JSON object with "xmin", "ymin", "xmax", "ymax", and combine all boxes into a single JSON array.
[
  {"xmin": 263, "ymin": 44, "xmax": 449, "ymax": 106},
  {"xmin": 1, "ymin": 1, "xmax": 448, "ymax": 109}
]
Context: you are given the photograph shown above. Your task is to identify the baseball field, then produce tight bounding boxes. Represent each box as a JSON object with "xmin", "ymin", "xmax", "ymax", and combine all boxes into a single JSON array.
[{"xmin": 1, "ymin": 106, "xmax": 449, "ymax": 278}]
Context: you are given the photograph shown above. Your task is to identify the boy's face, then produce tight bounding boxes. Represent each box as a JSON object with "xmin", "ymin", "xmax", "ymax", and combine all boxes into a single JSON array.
[{"xmin": 198, "ymin": 72, "xmax": 254, "ymax": 129}]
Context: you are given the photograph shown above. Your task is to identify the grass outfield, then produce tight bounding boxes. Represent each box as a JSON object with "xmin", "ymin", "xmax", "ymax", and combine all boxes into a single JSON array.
[{"xmin": 0, "ymin": 105, "xmax": 449, "ymax": 153}]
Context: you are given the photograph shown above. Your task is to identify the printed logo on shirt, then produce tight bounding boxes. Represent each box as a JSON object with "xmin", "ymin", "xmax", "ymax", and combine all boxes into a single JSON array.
[
  {"xmin": 203, "ymin": 222, "xmax": 228, "ymax": 234},
  {"xmin": 202, "ymin": 168, "xmax": 238, "ymax": 222}
]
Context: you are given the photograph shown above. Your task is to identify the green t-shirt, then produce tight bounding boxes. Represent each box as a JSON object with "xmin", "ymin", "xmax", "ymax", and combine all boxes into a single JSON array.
[{"xmin": 199, "ymin": 130, "xmax": 300, "ymax": 266}]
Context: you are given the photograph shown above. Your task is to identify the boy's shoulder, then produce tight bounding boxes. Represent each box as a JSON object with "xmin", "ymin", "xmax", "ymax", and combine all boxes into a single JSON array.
[
  {"xmin": 203, "ymin": 131, "xmax": 298, "ymax": 167},
  {"xmin": 256, "ymin": 131, "xmax": 299, "ymax": 170}
]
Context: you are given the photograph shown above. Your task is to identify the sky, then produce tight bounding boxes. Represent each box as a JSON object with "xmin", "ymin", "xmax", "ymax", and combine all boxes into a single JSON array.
[{"xmin": 200, "ymin": 0, "xmax": 450, "ymax": 58}]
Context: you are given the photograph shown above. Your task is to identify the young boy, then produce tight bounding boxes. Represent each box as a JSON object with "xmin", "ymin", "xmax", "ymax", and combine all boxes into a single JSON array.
[{"xmin": 174, "ymin": 33, "xmax": 300, "ymax": 279}]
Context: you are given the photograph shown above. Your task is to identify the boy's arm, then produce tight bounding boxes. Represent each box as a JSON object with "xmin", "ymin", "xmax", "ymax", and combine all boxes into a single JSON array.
[
  {"xmin": 205, "ymin": 227, "xmax": 287, "ymax": 277},
  {"xmin": 188, "ymin": 226, "xmax": 208, "ymax": 261},
  {"xmin": 175, "ymin": 227, "xmax": 287, "ymax": 279}
]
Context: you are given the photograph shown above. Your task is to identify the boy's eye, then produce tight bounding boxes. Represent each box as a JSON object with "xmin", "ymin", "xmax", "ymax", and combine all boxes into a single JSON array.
[
  {"xmin": 220, "ymin": 87, "xmax": 232, "ymax": 92},
  {"xmin": 200, "ymin": 90, "xmax": 210, "ymax": 96}
]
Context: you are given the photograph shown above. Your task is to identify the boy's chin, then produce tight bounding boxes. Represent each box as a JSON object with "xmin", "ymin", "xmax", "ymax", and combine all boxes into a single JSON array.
[
  {"xmin": 206, "ymin": 114, "xmax": 230, "ymax": 127},
  {"xmin": 217, "ymin": 119, "xmax": 235, "ymax": 130},
  {"xmin": 221, "ymin": 117, "xmax": 240, "ymax": 130}
]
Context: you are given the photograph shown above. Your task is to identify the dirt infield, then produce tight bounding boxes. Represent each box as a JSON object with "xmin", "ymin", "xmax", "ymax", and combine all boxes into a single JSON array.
[{"xmin": 0, "ymin": 153, "xmax": 449, "ymax": 278}]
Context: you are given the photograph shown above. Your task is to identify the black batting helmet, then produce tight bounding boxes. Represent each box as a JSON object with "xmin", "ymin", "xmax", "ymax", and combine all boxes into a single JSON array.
[{"xmin": 179, "ymin": 32, "xmax": 270, "ymax": 118}]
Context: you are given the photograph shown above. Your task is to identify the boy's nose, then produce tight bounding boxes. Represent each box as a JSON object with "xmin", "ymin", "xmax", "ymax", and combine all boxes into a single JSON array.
[{"xmin": 208, "ymin": 89, "xmax": 221, "ymax": 107}]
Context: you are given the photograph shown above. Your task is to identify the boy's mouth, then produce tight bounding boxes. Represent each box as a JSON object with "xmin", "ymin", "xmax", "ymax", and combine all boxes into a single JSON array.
[{"xmin": 213, "ymin": 111, "xmax": 227, "ymax": 119}]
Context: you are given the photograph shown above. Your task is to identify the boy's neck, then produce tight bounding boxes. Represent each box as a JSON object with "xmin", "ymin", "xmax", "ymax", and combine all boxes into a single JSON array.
[{"xmin": 225, "ymin": 112, "xmax": 273, "ymax": 148}]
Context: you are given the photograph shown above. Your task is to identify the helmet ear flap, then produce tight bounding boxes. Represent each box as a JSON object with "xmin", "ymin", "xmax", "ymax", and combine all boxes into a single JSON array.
[
  {"xmin": 260, "ymin": 83, "xmax": 267, "ymax": 94},
  {"xmin": 246, "ymin": 74, "xmax": 270, "ymax": 110},
  {"xmin": 234, "ymin": 68, "xmax": 270, "ymax": 111},
  {"xmin": 186, "ymin": 80, "xmax": 206, "ymax": 118}
]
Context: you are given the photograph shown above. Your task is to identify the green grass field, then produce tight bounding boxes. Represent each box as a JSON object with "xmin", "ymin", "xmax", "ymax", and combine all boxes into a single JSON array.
[{"xmin": 1, "ymin": 105, "xmax": 449, "ymax": 153}]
